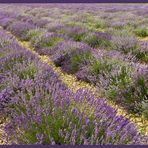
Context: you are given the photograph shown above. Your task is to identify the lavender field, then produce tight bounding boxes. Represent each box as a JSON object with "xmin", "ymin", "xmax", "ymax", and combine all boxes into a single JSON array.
[{"xmin": 0, "ymin": 4, "xmax": 148, "ymax": 145}]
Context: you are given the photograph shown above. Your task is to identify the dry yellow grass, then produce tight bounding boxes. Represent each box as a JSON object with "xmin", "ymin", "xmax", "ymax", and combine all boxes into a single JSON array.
[{"xmin": 138, "ymin": 36, "xmax": 148, "ymax": 41}]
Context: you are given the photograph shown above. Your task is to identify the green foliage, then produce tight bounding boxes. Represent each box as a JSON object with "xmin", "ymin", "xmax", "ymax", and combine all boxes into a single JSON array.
[
  {"xmin": 135, "ymin": 28, "xmax": 148, "ymax": 37},
  {"xmin": 1, "ymin": 56, "xmax": 24, "ymax": 72},
  {"xmin": 68, "ymin": 32, "xmax": 86, "ymax": 42},
  {"xmin": 0, "ymin": 39, "xmax": 10, "ymax": 48},
  {"xmin": 83, "ymin": 34, "xmax": 112, "ymax": 49},
  {"xmin": 0, "ymin": 52, "xmax": 5, "ymax": 58},
  {"xmin": 112, "ymin": 36, "xmax": 140, "ymax": 54},
  {"xmin": 110, "ymin": 27, "xmax": 135, "ymax": 37},
  {"xmin": 14, "ymin": 99, "xmax": 95, "ymax": 144},
  {"xmin": 18, "ymin": 64, "xmax": 37, "ymax": 80},
  {"xmin": 122, "ymin": 74, "xmax": 148, "ymax": 115},
  {"xmin": 94, "ymin": 20, "xmax": 107, "ymax": 29},
  {"xmin": 134, "ymin": 51, "xmax": 148, "ymax": 64},
  {"xmin": 108, "ymin": 65, "xmax": 132, "ymax": 99},
  {"xmin": 90, "ymin": 59, "xmax": 119, "ymax": 75},
  {"xmin": 141, "ymin": 100, "xmax": 148, "ymax": 119},
  {"xmin": 42, "ymin": 37, "xmax": 62, "ymax": 48},
  {"xmin": 69, "ymin": 52, "xmax": 93, "ymax": 74},
  {"xmin": 26, "ymin": 29, "xmax": 43, "ymax": 41}
]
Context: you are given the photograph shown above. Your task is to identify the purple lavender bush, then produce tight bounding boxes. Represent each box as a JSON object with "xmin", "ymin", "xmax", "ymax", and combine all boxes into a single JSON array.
[
  {"xmin": 18, "ymin": 15, "xmax": 34, "ymax": 24},
  {"xmin": 111, "ymin": 36, "xmax": 139, "ymax": 54},
  {"xmin": 0, "ymin": 17, "xmax": 16, "ymax": 29},
  {"xmin": 46, "ymin": 22, "xmax": 65, "ymax": 33},
  {"xmin": 110, "ymin": 30, "xmax": 147, "ymax": 63},
  {"xmin": 117, "ymin": 67, "xmax": 148, "ymax": 117},
  {"xmin": 7, "ymin": 21, "xmax": 35, "ymax": 40},
  {"xmin": 33, "ymin": 19, "xmax": 49, "ymax": 28},
  {"xmin": 63, "ymin": 26, "xmax": 87, "ymax": 42},
  {"xmin": 50, "ymin": 41, "xmax": 94, "ymax": 74},
  {"xmin": 32, "ymin": 32, "xmax": 64, "ymax": 55},
  {"xmin": 0, "ymin": 29, "xmax": 20, "ymax": 57},
  {"xmin": 4, "ymin": 88, "xmax": 144, "ymax": 144},
  {"xmin": 26, "ymin": 28, "xmax": 47, "ymax": 42},
  {"xmin": 76, "ymin": 56, "xmax": 132, "ymax": 92},
  {"xmin": 133, "ymin": 41, "xmax": 148, "ymax": 63}
]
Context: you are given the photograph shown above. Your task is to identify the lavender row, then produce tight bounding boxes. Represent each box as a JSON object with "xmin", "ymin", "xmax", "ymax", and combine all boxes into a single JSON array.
[
  {"xmin": 1, "ymin": 28, "xmax": 147, "ymax": 144},
  {"xmin": 39, "ymin": 39, "xmax": 148, "ymax": 118},
  {"xmin": 0, "ymin": 13, "xmax": 147, "ymax": 119},
  {"xmin": 0, "ymin": 10, "xmax": 147, "ymax": 64}
]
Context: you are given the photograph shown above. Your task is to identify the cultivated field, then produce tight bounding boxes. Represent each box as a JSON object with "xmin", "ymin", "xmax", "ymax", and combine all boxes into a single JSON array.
[{"xmin": 0, "ymin": 4, "xmax": 148, "ymax": 144}]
